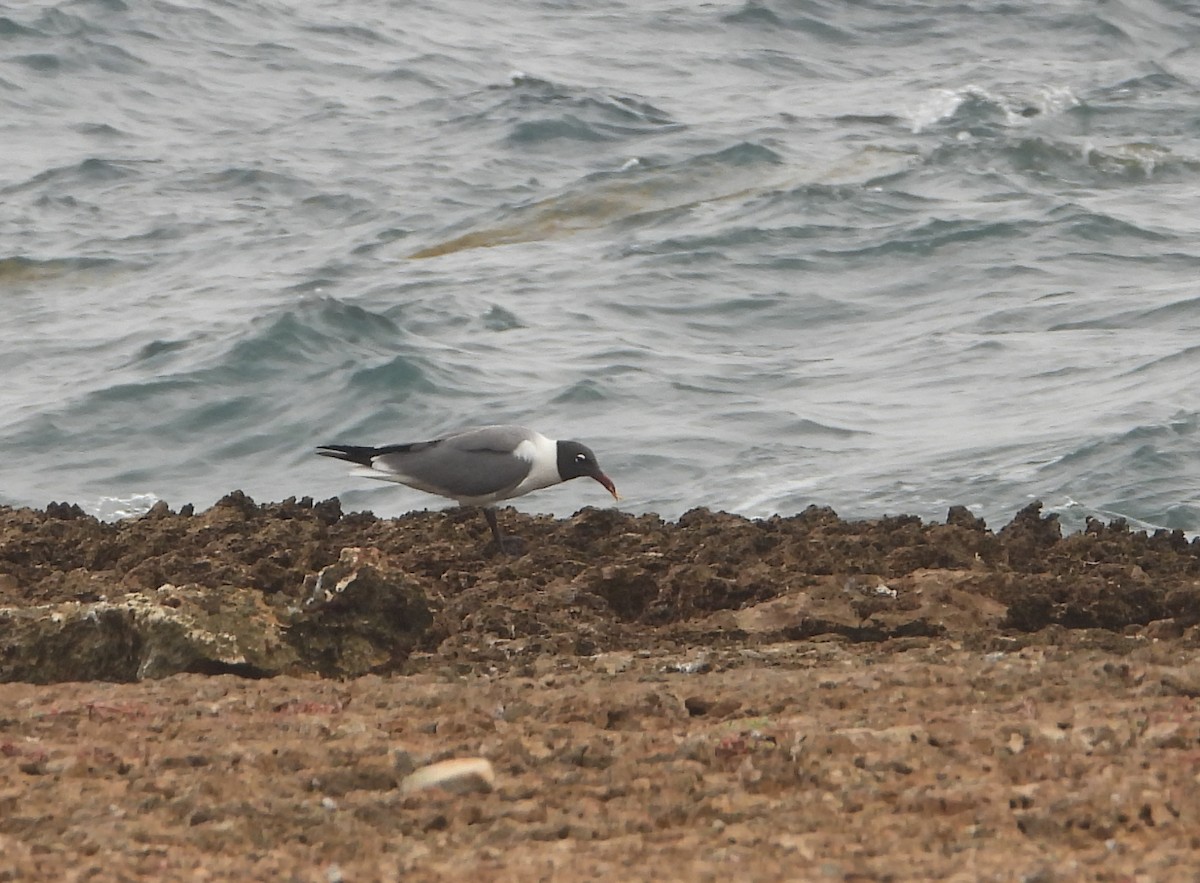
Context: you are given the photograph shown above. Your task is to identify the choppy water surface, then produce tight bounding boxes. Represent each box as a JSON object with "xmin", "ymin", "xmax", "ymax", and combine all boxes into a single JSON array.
[{"xmin": 3, "ymin": 0, "xmax": 1200, "ymax": 532}]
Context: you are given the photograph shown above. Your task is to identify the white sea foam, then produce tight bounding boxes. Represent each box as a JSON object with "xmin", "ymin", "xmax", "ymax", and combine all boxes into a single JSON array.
[{"xmin": 90, "ymin": 494, "xmax": 161, "ymax": 522}]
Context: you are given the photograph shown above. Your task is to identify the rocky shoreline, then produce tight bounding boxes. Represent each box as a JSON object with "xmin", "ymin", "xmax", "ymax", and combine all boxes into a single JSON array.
[
  {"xmin": 2, "ymin": 493, "xmax": 1199, "ymax": 683},
  {"xmin": 2, "ymin": 495, "xmax": 1199, "ymax": 879}
]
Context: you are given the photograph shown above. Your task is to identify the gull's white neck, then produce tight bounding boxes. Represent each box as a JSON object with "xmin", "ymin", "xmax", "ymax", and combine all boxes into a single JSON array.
[{"xmin": 507, "ymin": 431, "xmax": 561, "ymax": 498}]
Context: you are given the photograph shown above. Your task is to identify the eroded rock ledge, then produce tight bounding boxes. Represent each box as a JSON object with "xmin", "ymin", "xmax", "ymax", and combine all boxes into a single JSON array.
[{"xmin": 1, "ymin": 494, "xmax": 1198, "ymax": 683}]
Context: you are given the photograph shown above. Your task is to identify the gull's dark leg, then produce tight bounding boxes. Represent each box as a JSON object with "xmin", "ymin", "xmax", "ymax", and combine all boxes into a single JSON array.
[
  {"xmin": 482, "ymin": 508, "xmax": 525, "ymax": 555},
  {"xmin": 482, "ymin": 508, "xmax": 505, "ymax": 545}
]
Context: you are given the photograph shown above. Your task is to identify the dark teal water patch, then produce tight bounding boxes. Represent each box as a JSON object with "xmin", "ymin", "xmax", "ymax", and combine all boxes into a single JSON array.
[
  {"xmin": 1040, "ymin": 412, "xmax": 1200, "ymax": 531},
  {"xmin": 351, "ymin": 227, "xmax": 415, "ymax": 255},
  {"xmin": 506, "ymin": 92, "xmax": 680, "ymax": 145},
  {"xmin": 300, "ymin": 191, "xmax": 377, "ymax": 213},
  {"xmin": 551, "ymin": 379, "xmax": 607, "ymax": 404},
  {"xmin": 103, "ymin": 301, "xmax": 415, "ymax": 410},
  {"xmin": 185, "ymin": 167, "xmax": 313, "ymax": 198},
  {"xmin": 481, "ymin": 305, "xmax": 523, "ymax": 331},
  {"xmin": 301, "ymin": 22, "xmax": 393, "ymax": 45},
  {"xmin": 1048, "ymin": 294, "xmax": 1200, "ymax": 332},
  {"xmin": 4, "ymin": 158, "xmax": 144, "ymax": 194},
  {"xmin": 71, "ymin": 122, "xmax": 129, "ymax": 138},
  {"xmin": 220, "ymin": 315, "xmax": 338, "ymax": 379},
  {"xmin": 1119, "ymin": 344, "xmax": 1200, "ymax": 378},
  {"xmin": 0, "ymin": 16, "xmax": 39, "ymax": 36},
  {"xmin": 698, "ymin": 141, "xmax": 783, "ymax": 167},
  {"xmin": 721, "ymin": 2, "xmax": 785, "ymax": 29},
  {"xmin": 348, "ymin": 356, "xmax": 433, "ymax": 397},
  {"xmin": 445, "ymin": 75, "xmax": 681, "ymax": 149},
  {"xmin": 132, "ymin": 338, "xmax": 190, "ymax": 363},
  {"xmin": 174, "ymin": 395, "xmax": 261, "ymax": 435},
  {"xmin": 224, "ymin": 300, "xmax": 409, "ymax": 371},
  {"xmin": 1156, "ymin": 504, "xmax": 1200, "ymax": 532},
  {"xmin": 509, "ymin": 116, "xmax": 617, "ymax": 144},
  {"xmin": 814, "ymin": 217, "xmax": 1027, "ymax": 262},
  {"xmin": 12, "ymin": 53, "xmax": 62, "ymax": 72},
  {"xmin": 1094, "ymin": 70, "xmax": 1190, "ymax": 102},
  {"xmin": 1048, "ymin": 205, "xmax": 1173, "ymax": 243},
  {"xmin": 88, "ymin": 377, "xmax": 197, "ymax": 406}
]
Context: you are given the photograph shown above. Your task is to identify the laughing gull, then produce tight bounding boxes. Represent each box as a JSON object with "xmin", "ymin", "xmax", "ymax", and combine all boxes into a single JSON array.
[{"xmin": 316, "ymin": 425, "xmax": 619, "ymax": 551}]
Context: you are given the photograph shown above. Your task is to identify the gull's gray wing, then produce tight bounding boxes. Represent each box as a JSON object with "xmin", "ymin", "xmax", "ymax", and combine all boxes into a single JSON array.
[{"xmin": 369, "ymin": 425, "xmax": 537, "ymax": 500}]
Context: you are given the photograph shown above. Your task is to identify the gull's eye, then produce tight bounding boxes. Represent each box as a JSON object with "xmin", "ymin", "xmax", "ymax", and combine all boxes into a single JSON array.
[{"xmin": 576, "ymin": 453, "xmax": 587, "ymax": 462}]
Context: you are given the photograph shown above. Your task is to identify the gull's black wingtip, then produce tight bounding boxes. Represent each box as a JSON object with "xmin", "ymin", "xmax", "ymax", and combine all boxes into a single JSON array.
[{"xmin": 315, "ymin": 444, "xmax": 374, "ymax": 465}]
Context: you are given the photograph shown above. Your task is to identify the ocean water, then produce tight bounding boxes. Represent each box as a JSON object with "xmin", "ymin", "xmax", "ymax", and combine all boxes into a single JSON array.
[{"xmin": 3, "ymin": 0, "xmax": 1200, "ymax": 533}]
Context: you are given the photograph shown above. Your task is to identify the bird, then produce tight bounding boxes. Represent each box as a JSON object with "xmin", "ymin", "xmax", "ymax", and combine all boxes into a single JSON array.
[{"xmin": 316, "ymin": 424, "xmax": 619, "ymax": 552}]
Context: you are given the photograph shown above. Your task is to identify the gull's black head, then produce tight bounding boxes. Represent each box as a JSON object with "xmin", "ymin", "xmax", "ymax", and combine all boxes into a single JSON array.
[{"xmin": 556, "ymin": 440, "xmax": 619, "ymax": 500}]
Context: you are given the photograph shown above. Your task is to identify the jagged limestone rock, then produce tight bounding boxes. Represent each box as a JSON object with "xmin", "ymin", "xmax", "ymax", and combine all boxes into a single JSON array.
[
  {"xmin": 288, "ymin": 547, "xmax": 434, "ymax": 678},
  {"xmin": 0, "ymin": 549, "xmax": 432, "ymax": 682},
  {"xmin": 0, "ymin": 585, "xmax": 297, "ymax": 683}
]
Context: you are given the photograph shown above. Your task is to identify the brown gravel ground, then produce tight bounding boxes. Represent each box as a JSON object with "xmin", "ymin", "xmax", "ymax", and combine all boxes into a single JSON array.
[{"xmin": 2, "ymin": 495, "xmax": 1200, "ymax": 881}]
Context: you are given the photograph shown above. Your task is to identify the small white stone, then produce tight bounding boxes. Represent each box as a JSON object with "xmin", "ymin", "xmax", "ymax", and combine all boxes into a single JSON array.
[{"xmin": 400, "ymin": 757, "xmax": 496, "ymax": 795}]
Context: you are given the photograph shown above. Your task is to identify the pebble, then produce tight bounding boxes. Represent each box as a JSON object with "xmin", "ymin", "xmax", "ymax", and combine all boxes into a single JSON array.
[{"xmin": 399, "ymin": 757, "xmax": 496, "ymax": 795}]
